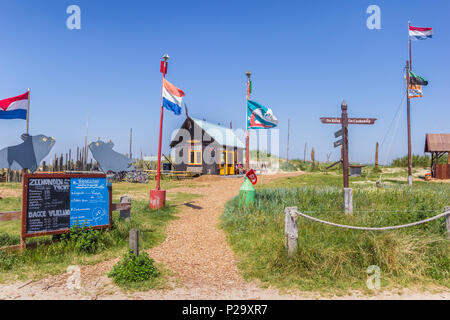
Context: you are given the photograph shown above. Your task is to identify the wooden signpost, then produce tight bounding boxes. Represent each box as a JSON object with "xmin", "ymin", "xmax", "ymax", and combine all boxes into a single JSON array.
[{"xmin": 321, "ymin": 100, "xmax": 377, "ymax": 213}]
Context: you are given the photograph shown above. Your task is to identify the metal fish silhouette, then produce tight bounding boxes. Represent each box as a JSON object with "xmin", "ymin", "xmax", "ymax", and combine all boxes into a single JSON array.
[
  {"xmin": 0, "ymin": 134, "xmax": 55, "ymax": 173},
  {"xmin": 89, "ymin": 140, "xmax": 135, "ymax": 173}
]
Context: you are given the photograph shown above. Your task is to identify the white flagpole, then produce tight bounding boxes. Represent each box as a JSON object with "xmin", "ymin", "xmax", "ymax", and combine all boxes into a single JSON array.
[{"xmin": 26, "ymin": 88, "xmax": 30, "ymax": 134}]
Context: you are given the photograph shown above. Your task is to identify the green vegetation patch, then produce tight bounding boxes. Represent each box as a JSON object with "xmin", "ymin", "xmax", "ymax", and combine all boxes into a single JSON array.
[
  {"xmin": 0, "ymin": 197, "xmax": 186, "ymax": 282},
  {"xmin": 109, "ymin": 250, "xmax": 160, "ymax": 286},
  {"xmin": 222, "ymin": 185, "xmax": 450, "ymax": 293}
]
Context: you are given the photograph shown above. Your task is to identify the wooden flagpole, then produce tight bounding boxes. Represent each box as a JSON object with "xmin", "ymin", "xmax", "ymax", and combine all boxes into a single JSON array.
[
  {"xmin": 406, "ymin": 61, "xmax": 413, "ymax": 185},
  {"xmin": 407, "ymin": 21, "xmax": 413, "ymax": 185},
  {"xmin": 409, "ymin": 21, "xmax": 412, "ymax": 70}
]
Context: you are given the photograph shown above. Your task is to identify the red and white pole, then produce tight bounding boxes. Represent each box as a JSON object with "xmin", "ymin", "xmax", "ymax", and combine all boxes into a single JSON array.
[
  {"xmin": 245, "ymin": 70, "xmax": 251, "ymax": 172},
  {"xmin": 150, "ymin": 54, "xmax": 169, "ymax": 209}
]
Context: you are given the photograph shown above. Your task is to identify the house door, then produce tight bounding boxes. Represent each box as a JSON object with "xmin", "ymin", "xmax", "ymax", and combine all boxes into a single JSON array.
[{"xmin": 219, "ymin": 150, "xmax": 235, "ymax": 175}]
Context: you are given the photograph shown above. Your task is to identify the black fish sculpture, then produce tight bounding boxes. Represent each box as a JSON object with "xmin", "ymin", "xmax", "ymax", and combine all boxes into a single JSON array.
[
  {"xmin": 0, "ymin": 134, "xmax": 55, "ymax": 173},
  {"xmin": 89, "ymin": 140, "xmax": 135, "ymax": 173}
]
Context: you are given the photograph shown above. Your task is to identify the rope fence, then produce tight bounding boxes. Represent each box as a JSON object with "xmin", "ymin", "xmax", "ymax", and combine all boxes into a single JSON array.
[{"xmin": 284, "ymin": 206, "xmax": 450, "ymax": 255}]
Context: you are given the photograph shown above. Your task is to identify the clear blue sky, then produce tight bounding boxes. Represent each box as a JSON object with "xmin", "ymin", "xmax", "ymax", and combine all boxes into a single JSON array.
[{"xmin": 0, "ymin": 0, "xmax": 448, "ymax": 164}]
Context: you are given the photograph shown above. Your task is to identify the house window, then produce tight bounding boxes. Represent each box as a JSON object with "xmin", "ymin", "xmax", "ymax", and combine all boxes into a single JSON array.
[{"xmin": 188, "ymin": 145, "xmax": 202, "ymax": 165}]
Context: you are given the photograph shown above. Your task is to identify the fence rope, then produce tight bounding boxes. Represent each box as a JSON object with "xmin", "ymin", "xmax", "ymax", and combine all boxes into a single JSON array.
[{"xmin": 288, "ymin": 208, "xmax": 450, "ymax": 231}]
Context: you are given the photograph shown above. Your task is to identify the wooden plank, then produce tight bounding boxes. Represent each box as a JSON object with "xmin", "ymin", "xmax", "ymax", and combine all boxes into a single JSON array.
[
  {"xmin": 0, "ymin": 211, "xmax": 21, "ymax": 222},
  {"xmin": 112, "ymin": 203, "xmax": 132, "ymax": 211}
]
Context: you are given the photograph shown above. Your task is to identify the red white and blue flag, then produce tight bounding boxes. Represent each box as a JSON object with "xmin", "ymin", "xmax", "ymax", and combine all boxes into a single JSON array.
[
  {"xmin": 409, "ymin": 26, "xmax": 433, "ymax": 41},
  {"xmin": 162, "ymin": 79, "xmax": 185, "ymax": 115},
  {"xmin": 0, "ymin": 92, "xmax": 29, "ymax": 120}
]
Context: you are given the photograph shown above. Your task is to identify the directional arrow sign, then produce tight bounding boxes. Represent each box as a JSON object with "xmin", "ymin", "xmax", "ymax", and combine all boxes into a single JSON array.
[
  {"xmin": 321, "ymin": 117, "xmax": 377, "ymax": 125},
  {"xmin": 334, "ymin": 139, "xmax": 343, "ymax": 148},
  {"xmin": 334, "ymin": 129, "xmax": 343, "ymax": 138}
]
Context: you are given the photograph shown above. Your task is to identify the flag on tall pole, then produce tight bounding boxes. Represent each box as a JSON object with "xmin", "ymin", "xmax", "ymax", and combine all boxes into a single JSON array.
[
  {"xmin": 405, "ymin": 22, "xmax": 432, "ymax": 186},
  {"xmin": 0, "ymin": 91, "xmax": 29, "ymax": 120},
  {"xmin": 245, "ymin": 71, "xmax": 251, "ymax": 171},
  {"xmin": 151, "ymin": 54, "xmax": 186, "ymax": 210},
  {"xmin": 247, "ymin": 100, "xmax": 278, "ymax": 129},
  {"xmin": 162, "ymin": 79, "xmax": 185, "ymax": 115},
  {"xmin": 409, "ymin": 25, "xmax": 433, "ymax": 41}
]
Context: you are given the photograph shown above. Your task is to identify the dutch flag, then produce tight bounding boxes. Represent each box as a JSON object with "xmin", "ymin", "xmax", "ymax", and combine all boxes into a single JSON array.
[
  {"xmin": 162, "ymin": 79, "xmax": 185, "ymax": 115},
  {"xmin": 0, "ymin": 92, "xmax": 29, "ymax": 120},
  {"xmin": 409, "ymin": 26, "xmax": 433, "ymax": 41}
]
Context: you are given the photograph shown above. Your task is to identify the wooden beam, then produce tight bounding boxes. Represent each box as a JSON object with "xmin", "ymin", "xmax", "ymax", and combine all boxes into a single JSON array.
[
  {"xmin": 111, "ymin": 203, "xmax": 131, "ymax": 211},
  {"xmin": 0, "ymin": 211, "xmax": 21, "ymax": 222}
]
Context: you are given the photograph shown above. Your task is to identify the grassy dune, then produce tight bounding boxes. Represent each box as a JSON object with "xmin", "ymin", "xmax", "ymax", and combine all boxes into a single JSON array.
[{"xmin": 222, "ymin": 175, "xmax": 450, "ymax": 293}]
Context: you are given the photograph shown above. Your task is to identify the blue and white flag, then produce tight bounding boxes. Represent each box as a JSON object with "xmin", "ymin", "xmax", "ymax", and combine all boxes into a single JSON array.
[{"xmin": 247, "ymin": 100, "xmax": 278, "ymax": 129}]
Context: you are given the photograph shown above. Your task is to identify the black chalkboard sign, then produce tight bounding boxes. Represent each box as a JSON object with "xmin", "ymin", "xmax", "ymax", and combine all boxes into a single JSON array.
[
  {"xmin": 26, "ymin": 177, "xmax": 71, "ymax": 234},
  {"xmin": 21, "ymin": 173, "xmax": 111, "ymax": 239}
]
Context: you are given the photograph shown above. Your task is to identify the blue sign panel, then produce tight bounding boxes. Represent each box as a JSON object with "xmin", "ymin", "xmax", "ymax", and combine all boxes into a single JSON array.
[{"xmin": 70, "ymin": 177, "xmax": 109, "ymax": 227}]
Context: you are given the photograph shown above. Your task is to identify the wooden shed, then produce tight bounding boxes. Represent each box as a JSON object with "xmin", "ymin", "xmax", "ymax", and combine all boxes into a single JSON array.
[
  {"xmin": 170, "ymin": 117, "xmax": 245, "ymax": 175},
  {"xmin": 424, "ymin": 133, "xmax": 450, "ymax": 179}
]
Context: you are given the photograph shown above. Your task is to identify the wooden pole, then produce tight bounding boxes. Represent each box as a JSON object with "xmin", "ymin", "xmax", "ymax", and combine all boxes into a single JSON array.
[
  {"xmin": 445, "ymin": 206, "xmax": 450, "ymax": 239},
  {"xmin": 341, "ymin": 100, "xmax": 349, "ymax": 188},
  {"xmin": 129, "ymin": 128, "xmax": 133, "ymax": 159},
  {"xmin": 375, "ymin": 142, "xmax": 379, "ymax": 169},
  {"xmin": 303, "ymin": 142, "xmax": 307, "ymax": 162},
  {"xmin": 284, "ymin": 207, "xmax": 299, "ymax": 256},
  {"xmin": 85, "ymin": 113, "xmax": 90, "ymax": 169},
  {"xmin": 26, "ymin": 88, "xmax": 30, "ymax": 134},
  {"xmin": 406, "ymin": 61, "xmax": 413, "ymax": 185},
  {"xmin": 409, "ymin": 21, "xmax": 412, "ymax": 71},
  {"xmin": 129, "ymin": 228, "xmax": 139, "ymax": 257},
  {"xmin": 287, "ymin": 119, "xmax": 290, "ymax": 161}
]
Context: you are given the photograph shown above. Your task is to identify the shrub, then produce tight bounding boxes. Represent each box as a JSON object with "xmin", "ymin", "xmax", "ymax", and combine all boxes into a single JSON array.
[
  {"xmin": 280, "ymin": 161, "xmax": 297, "ymax": 172},
  {"xmin": 109, "ymin": 250, "xmax": 159, "ymax": 285},
  {"xmin": 0, "ymin": 250, "xmax": 18, "ymax": 271},
  {"xmin": 61, "ymin": 222, "xmax": 107, "ymax": 254},
  {"xmin": 390, "ymin": 155, "xmax": 435, "ymax": 168}
]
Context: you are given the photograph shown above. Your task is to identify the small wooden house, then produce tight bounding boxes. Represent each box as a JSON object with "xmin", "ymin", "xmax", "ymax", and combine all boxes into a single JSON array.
[
  {"xmin": 424, "ymin": 133, "xmax": 450, "ymax": 179},
  {"xmin": 170, "ymin": 117, "xmax": 245, "ymax": 175}
]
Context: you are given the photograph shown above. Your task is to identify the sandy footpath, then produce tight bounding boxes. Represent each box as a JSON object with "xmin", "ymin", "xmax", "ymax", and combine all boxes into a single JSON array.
[{"xmin": 0, "ymin": 172, "xmax": 449, "ymax": 300}]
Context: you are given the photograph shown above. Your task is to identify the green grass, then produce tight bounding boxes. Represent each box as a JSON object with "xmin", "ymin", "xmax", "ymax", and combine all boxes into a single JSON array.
[
  {"xmin": 0, "ymin": 181, "xmax": 200, "ymax": 284},
  {"xmin": 222, "ymin": 174, "xmax": 450, "ymax": 293}
]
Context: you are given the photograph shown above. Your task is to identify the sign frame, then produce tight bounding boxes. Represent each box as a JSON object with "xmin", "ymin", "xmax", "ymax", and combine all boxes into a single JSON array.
[
  {"xmin": 320, "ymin": 117, "xmax": 377, "ymax": 125},
  {"xmin": 334, "ymin": 139, "xmax": 343, "ymax": 148},
  {"xmin": 21, "ymin": 173, "xmax": 112, "ymax": 241}
]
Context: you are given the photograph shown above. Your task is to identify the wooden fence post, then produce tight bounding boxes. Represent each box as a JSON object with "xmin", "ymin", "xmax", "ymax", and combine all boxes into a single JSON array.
[
  {"xmin": 285, "ymin": 206, "xmax": 299, "ymax": 256},
  {"xmin": 119, "ymin": 196, "xmax": 131, "ymax": 221},
  {"xmin": 375, "ymin": 142, "xmax": 379, "ymax": 169},
  {"xmin": 343, "ymin": 188, "xmax": 353, "ymax": 214},
  {"xmin": 129, "ymin": 229, "xmax": 139, "ymax": 257},
  {"xmin": 445, "ymin": 206, "xmax": 450, "ymax": 239}
]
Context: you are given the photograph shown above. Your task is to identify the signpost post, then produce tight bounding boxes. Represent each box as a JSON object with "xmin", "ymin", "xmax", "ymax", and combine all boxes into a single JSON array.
[{"xmin": 321, "ymin": 100, "xmax": 377, "ymax": 213}]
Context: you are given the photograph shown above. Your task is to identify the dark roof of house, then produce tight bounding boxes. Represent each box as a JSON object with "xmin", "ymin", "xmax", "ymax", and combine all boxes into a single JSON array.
[
  {"xmin": 170, "ymin": 117, "xmax": 245, "ymax": 149},
  {"xmin": 424, "ymin": 134, "xmax": 450, "ymax": 152}
]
